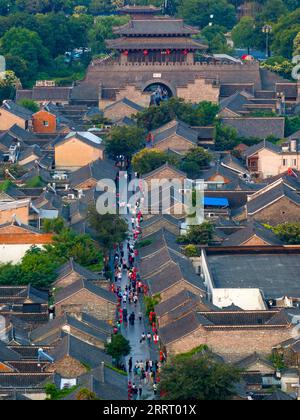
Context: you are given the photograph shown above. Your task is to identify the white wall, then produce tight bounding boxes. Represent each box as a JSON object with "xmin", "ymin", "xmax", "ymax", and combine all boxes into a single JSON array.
[
  {"xmin": 212, "ymin": 288, "xmax": 267, "ymax": 311},
  {"xmin": 0, "ymin": 244, "xmax": 44, "ymax": 264}
]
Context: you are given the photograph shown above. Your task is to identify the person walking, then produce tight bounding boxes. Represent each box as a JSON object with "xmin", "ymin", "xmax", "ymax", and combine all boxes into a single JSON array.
[
  {"xmin": 138, "ymin": 311, "xmax": 142, "ymax": 323},
  {"xmin": 128, "ymin": 357, "xmax": 133, "ymax": 374},
  {"xmin": 138, "ymin": 384, "xmax": 143, "ymax": 399},
  {"xmin": 153, "ymin": 383, "xmax": 158, "ymax": 397},
  {"xmin": 147, "ymin": 332, "xmax": 152, "ymax": 344}
]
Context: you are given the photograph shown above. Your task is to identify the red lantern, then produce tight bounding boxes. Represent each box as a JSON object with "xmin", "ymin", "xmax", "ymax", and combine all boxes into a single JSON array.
[
  {"xmin": 143, "ymin": 49, "xmax": 149, "ymax": 56},
  {"xmin": 183, "ymin": 49, "xmax": 189, "ymax": 55},
  {"xmin": 166, "ymin": 49, "xmax": 171, "ymax": 55},
  {"xmin": 123, "ymin": 50, "xmax": 129, "ymax": 56}
]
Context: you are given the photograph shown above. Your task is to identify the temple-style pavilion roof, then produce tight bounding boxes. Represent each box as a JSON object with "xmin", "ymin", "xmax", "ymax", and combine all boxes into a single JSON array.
[
  {"xmin": 106, "ymin": 36, "xmax": 208, "ymax": 51},
  {"xmin": 113, "ymin": 18, "xmax": 200, "ymax": 36},
  {"xmin": 117, "ymin": 5, "xmax": 161, "ymax": 15}
]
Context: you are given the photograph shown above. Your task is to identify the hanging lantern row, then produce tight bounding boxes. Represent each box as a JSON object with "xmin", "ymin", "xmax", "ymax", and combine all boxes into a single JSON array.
[{"xmin": 123, "ymin": 49, "xmax": 190, "ymax": 56}]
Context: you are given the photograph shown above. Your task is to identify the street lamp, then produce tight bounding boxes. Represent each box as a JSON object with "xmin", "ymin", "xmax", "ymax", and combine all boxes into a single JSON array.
[
  {"xmin": 209, "ymin": 14, "xmax": 214, "ymax": 27},
  {"xmin": 262, "ymin": 25, "xmax": 272, "ymax": 58}
]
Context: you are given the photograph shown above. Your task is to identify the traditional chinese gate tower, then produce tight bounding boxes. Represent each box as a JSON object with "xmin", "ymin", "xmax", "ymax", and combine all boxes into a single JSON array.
[{"xmin": 71, "ymin": 7, "xmax": 262, "ymax": 108}]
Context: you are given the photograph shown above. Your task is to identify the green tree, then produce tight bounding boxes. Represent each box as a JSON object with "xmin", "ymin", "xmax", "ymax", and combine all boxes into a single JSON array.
[
  {"xmin": 17, "ymin": 98, "xmax": 39, "ymax": 112},
  {"xmin": 231, "ymin": 17, "xmax": 260, "ymax": 54},
  {"xmin": 45, "ymin": 229, "xmax": 103, "ymax": 267},
  {"xmin": 20, "ymin": 246, "xmax": 59, "ymax": 288},
  {"xmin": 271, "ymin": 8, "xmax": 300, "ymax": 58},
  {"xmin": 105, "ymin": 333, "xmax": 131, "ymax": 364},
  {"xmin": 285, "ymin": 115, "xmax": 300, "ymax": 137},
  {"xmin": 105, "ymin": 126, "xmax": 145, "ymax": 160},
  {"xmin": 88, "ymin": 208, "xmax": 128, "ymax": 254},
  {"xmin": 88, "ymin": 15, "xmax": 129, "ymax": 54},
  {"xmin": 180, "ymin": 147, "xmax": 212, "ymax": 178},
  {"xmin": 76, "ymin": 388, "xmax": 99, "ymax": 400},
  {"xmin": 0, "ymin": 27, "xmax": 50, "ymax": 84},
  {"xmin": 181, "ymin": 222, "xmax": 214, "ymax": 245},
  {"xmin": 258, "ymin": 0, "xmax": 287, "ymax": 23},
  {"xmin": 136, "ymin": 98, "xmax": 218, "ymax": 131},
  {"xmin": 42, "ymin": 217, "xmax": 65, "ymax": 234},
  {"xmin": 215, "ymin": 123, "xmax": 238, "ymax": 151},
  {"xmin": 132, "ymin": 148, "xmax": 173, "ymax": 175},
  {"xmin": 201, "ymin": 25, "xmax": 231, "ymax": 54},
  {"xmin": 271, "ymin": 223, "xmax": 300, "ymax": 244},
  {"xmin": 160, "ymin": 350, "xmax": 241, "ymax": 400},
  {"xmin": 294, "ymin": 31, "xmax": 300, "ymax": 55},
  {"xmin": 178, "ymin": 0, "xmax": 236, "ymax": 30},
  {"xmin": 0, "ymin": 70, "xmax": 20, "ymax": 104}
]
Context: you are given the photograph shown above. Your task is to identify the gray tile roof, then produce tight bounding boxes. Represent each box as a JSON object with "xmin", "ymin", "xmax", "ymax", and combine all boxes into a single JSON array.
[
  {"xmin": 55, "ymin": 258, "xmax": 99, "ymax": 282},
  {"xmin": 113, "ymin": 19, "xmax": 200, "ymax": 36},
  {"xmin": 247, "ymin": 182, "xmax": 300, "ymax": 215},
  {"xmin": 0, "ymin": 341, "xmax": 22, "ymax": 362},
  {"xmin": 50, "ymin": 334, "xmax": 112, "ymax": 368},
  {"xmin": 104, "ymin": 97, "xmax": 144, "ymax": 113},
  {"xmin": 220, "ymin": 91, "xmax": 253, "ymax": 114},
  {"xmin": 221, "ymin": 221, "xmax": 283, "ymax": 246},
  {"xmin": 222, "ymin": 118, "xmax": 285, "ymax": 140},
  {"xmin": 243, "ymin": 140, "xmax": 281, "ymax": 158},
  {"xmin": 207, "ymin": 252, "xmax": 300, "ymax": 299},
  {"xmin": 264, "ymin": 390, "xmax": 295, "ymax": 401},
  {"xmin": 55, "ymin": 279, "xmax": 117, "ymax": 305},
  {"xmin": 1, "ymin": 100, "xmax": 33, "ymax": 120},
  {"xmin": 0, "ymin": 373, "xmax": 53, "ymax": 389},
  {"xmin": 219, "ymin": 84, "xmax": 254, "ymax": 98},
  {"xmin": 153, "ymin": 120, "xmax": 198, "ymax": 146},
  {"xmin": 69, "ymin": 159, "xmax": 118, "ymax": 188},
  {"xmin": 235, "ymin": 352, "xmax": 274, "ymax": 370},
  {"xmin": 8, "ymin": 124, "xmax": 36, "ymax": 143}
]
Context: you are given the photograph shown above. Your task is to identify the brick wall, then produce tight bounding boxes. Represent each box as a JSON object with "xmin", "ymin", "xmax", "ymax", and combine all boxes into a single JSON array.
[
  {"xmin": 142, "ymin": 219, "xmax": 180, "ymax": 238},
  {"xmin": 113, "ymin": 85, "xmax": 150, "ymax": 108},
  {"xmin": 0, "ymin": 206, "xmax": 29, "ymax": 225},
  {"xmin": 55, "ymin": 289, "xmax": 116, "ymax": 323},
  {"xmin": 54, "ymin": 272, "xmax": 83, "ymax": 289},
  {"xmin": 32, "ymin": 110, "xmax": 56, "ymax": 134},
  {"xmin": 55, "ymin": 138, "xmax": 104, "ymax": 170},
  {"xmin": 144, "ymin": 168, "xmax": 186, "ymax": 188},
  {"xmin": 177, "ymin": 78, "xmax": 219, "ymax": 104},
  {"xmin": 0, "ymin": 108, "xmax": 28, "ymax": 130},
  {"xmin": 104, "ymin": 102, "xmax": 138, "ymax": 122},
  {"xmin": 250, "ymin": 197, "xmax": 300, "ymax": 226},
  {"xmin": 154, "ymin": 135, "xmax": 195, "ymax": 153},
  {"xmin": 166, "ymin": 325, "xmax": 294, "ymax": 362},
  {"xmin": 46, "ymin": 355, "xmax": 87, "ymax": 378},
  {"xmin": 242, "ymin": 235, "xmax": 270, "ymax": 246}
]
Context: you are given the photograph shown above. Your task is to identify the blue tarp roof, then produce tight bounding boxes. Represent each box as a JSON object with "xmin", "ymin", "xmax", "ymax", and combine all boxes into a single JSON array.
[{"xmin": 204, "ymin": 197, "xmax": 229, "ymax": 207}]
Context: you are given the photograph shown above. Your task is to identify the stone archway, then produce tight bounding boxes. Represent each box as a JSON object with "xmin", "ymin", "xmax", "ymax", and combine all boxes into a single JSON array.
[{"xmin": 142, "ymin": 79, "xmax": 176, "ymax": 98}]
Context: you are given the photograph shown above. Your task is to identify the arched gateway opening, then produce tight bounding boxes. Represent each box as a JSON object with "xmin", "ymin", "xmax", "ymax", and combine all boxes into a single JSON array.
[{"xmin": 143, "ymin": 81, "xmax": 175, "ymax": 106}]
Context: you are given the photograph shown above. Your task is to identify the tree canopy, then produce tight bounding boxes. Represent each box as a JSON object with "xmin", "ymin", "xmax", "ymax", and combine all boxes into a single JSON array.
[
  {"xmin": 104, "ymin": 126, "xmax": 146, "ymax": 160},
  {"xmin": 88, "ymin": 207, "xmax": 128, "ymax": 253},
  {"xmin": 136, "ymin": 98, "xmax": 219, "ymax": 131},
  {"xmin": 105, "ymin": 333, "xmax": 131, "ymax": 362},
  {"xmin": 159, "ymin": 349, "xmax": 241, "ymax": 400}
]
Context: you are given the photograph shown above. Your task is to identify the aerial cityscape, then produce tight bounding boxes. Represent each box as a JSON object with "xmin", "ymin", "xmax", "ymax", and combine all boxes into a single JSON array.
[{"xmin": 0, "ymin": 0, "xmax": 300, "ymax": 404}]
